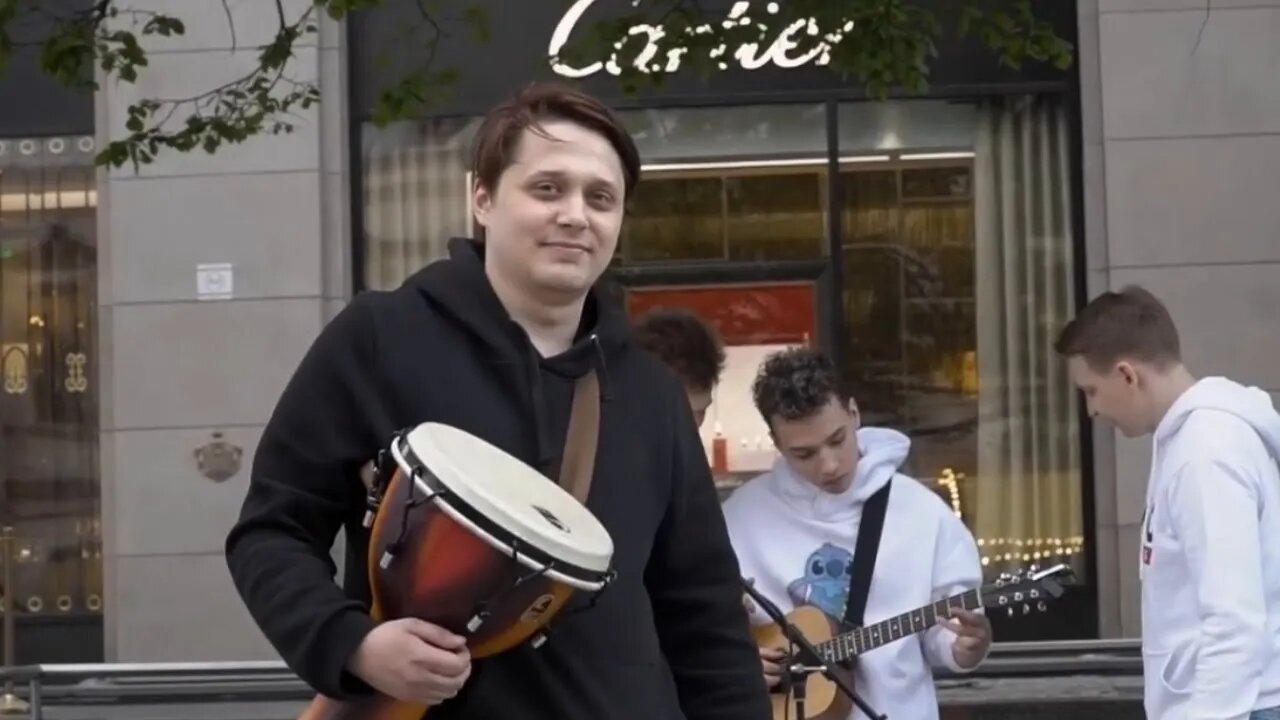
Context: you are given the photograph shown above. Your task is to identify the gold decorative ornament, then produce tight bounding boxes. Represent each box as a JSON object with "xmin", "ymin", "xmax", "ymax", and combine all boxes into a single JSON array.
[
  {"xmin": 64, "ymin": 352, "xmax": 88, "ymax": 393},
  {"xmin": 1, "ymin": 344, "xmax": 27, "ymax": 395}
]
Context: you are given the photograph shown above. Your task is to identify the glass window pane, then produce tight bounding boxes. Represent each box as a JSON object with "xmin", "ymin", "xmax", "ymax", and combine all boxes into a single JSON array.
[
  {"xmin": 838, "ymin": 95, "xmax": 1084, "ymax": 591},
  {"xmin": 0, "ymin": 134, "xmax": 102, "ymax": 661},
  {"xmin": 842, "ymin": 170, "xmax": 897, "ymax": 245},
  {"xmin": 619, "ymin": 104, "xmax": 828, "ymax": 164},
  {"xmin": 725, "ymin": 172, "xmax": 825, "ymax": 262},
  {"xmin": 616, "ymin": 103, "xmax": 828, "ymax": 265},
  {"xmin": 837, "ymin": 100, "xmax": 978, "ymax": 154},
  {"xmin": 361, "ymin": 118, "xmax": 479, "ymax": 291},
  {"xmin": 622, "ymin": 177, "xmax": 725, "ymax": 262}
]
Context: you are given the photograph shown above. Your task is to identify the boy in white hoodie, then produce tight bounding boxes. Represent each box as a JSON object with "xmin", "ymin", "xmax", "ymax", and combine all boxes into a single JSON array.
[
  {"xmin": 1056, "ymin": 285, "xmax": 1280, "ymax": 720},
  {"xmin": 721, "ymin": 347, "xmax": 991, "ymax": 720}
]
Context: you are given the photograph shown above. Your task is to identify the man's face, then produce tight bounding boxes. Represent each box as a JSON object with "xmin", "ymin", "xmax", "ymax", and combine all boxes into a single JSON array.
[
  {"xmin": 1066, "ymin": 355, "xmax": 1153, "ymax": 437},
  {"xmin": 473, "ymin": 119, "xmax": 626, "ymax": 301},
  {"xmin": 686, "ymin": 385, "xmax": 712, "ymax": 429},
  {"xmin": 770, "ymin": 397, "xmax": 860, "ymax": 494}
]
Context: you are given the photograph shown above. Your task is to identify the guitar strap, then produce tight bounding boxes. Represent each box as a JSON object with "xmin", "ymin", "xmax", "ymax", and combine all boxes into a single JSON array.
[
  {"xmin": 842, "ymin": 480, "xmax": 891, "ymax": 630},
  {"xmin": 558, "ymin": 370, "xmax": 601, "ymax": 503}
]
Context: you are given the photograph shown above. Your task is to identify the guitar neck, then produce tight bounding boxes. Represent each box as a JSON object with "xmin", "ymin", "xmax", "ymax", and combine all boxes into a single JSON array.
[{"xmin": 815, "ymin": 588, "xmax": 982, "ymax": 664}]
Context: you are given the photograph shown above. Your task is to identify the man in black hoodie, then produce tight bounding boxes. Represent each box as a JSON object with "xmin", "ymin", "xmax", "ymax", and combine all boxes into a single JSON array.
[{"xmin": 224, "ymin": 82, "xmax": 771, "ymax": 720}]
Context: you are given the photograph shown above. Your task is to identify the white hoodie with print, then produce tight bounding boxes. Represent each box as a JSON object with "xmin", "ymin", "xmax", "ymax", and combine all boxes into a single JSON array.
[
  {"xmin": 1139, "ymin": 377, "xmax": 1280, "ymax": 720},
  {"xmin": 721, "ymin": 427, "xmax": 984, "ymax": 720}
]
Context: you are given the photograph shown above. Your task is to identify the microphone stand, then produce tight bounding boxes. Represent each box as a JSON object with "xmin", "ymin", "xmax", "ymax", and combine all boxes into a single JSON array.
[{"xmin": 743, "ymin": 579, "xmax": 887, "ymax": 720}]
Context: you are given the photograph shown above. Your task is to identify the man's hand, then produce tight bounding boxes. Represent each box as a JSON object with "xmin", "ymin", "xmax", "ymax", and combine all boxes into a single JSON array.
[
  {"xmin": 759, "ymin": 646, "xmax": 786, "ymax": 688},
  {"xmin": 359, "ymin": 460, "xmax": 376, "ymax": 491},
  {"xmin": 347, "ymin": 618, "xmax": 472, "ymax": 705},
  {"xmin": 939, "ymin": 608, "xmax": 992, "ymax": 669}
]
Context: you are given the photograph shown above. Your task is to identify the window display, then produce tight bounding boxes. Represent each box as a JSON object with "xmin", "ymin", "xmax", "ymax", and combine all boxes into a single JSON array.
[{"xmin": 0, "ymin": 134, "xmax": 102, "ymax": 661}]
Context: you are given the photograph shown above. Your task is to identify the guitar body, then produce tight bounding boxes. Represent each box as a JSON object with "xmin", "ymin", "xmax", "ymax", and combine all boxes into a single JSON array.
[
  {"xmin": 750, "ymin": 606, "xmax": 855, "ymax": 720},
  {"xmin": 746, "ymin": 565, "xmax": 1073, "ymax": 720}
]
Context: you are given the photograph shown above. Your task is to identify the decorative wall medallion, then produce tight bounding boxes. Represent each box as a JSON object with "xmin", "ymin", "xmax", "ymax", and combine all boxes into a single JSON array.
[{"xmin": 195, "ymin": 431, "xmax": 243, "ymax": 483}]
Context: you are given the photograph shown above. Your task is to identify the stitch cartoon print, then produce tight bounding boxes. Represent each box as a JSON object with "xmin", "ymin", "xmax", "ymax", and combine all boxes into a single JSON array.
[{"xmin": 787, "ymin": 542, "xmax": 854, "ymax": 621}]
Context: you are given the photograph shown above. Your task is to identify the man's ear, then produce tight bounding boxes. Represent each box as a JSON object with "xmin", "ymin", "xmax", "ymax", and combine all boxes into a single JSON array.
[
  {"xmin": 1117, "ymin": 361, "xmax": 1139, "ymax": 386},
  {"xmin": 472, "ymin": 181, "xmax": 493, "ymax": 228}
]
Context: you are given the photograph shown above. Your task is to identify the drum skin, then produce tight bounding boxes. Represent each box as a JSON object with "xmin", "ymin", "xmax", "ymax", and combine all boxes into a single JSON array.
[{"xmin": 296, "ymin": 464, "xmax": 578, "ymax": 720}]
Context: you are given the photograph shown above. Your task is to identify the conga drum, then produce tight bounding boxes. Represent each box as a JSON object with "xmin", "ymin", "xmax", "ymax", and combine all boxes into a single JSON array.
[{"xmin": 298, "ymin": 422, "xmax": 616, "ymax": 720}]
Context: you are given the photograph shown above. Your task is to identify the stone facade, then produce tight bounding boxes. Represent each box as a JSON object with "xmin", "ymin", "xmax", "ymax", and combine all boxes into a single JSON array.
[
  {"xmin": 1078, "ymin": 0, "xmax": 1280, "ymax": 638},
  {"xmin": 79, "ymin": 0, "xmax": 1280, "ymax": 659},
  {"xmin": 94, "ymin": 0, "xmax": 350, "ymax": 660}
]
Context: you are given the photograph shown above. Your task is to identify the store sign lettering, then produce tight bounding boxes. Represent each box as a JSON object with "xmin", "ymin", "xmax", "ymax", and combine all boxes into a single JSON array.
[{"xmin": 548, "ymin": 0, "xmax": 854, "ymax": 78}]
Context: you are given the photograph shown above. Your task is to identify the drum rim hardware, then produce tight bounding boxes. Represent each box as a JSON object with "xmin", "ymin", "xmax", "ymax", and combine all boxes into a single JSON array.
[
  {"xmin": 406, "ymin": 423, "xmax": 613, "ymax": 569},
  {"xmin": 389, "ymin": 431, "xmax": 615, "ymax": 593}
]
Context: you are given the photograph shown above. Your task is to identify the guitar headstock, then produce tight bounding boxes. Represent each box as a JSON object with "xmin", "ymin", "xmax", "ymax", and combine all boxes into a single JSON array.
[{"xmin": 979, "ymin": 563, "xmax": 1074, "ymax": 618}]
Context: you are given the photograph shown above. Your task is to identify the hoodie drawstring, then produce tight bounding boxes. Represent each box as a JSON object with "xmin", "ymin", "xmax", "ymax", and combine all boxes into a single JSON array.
[
  {"xmin": 590, "ymin": 334, "xmax": 614, "ymax": 402},
  {"xmin": 524, "ymin": 343, "xmax": 556, "ymax": 470}
]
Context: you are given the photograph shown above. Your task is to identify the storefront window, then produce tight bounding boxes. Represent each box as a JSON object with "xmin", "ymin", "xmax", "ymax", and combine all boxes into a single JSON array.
[
  {"xmin": 356, "ymin": 97, "xmax": 1087, "ymax": 629},
  {"xmin": 0, "ymin": 134, "xmax": 102, "ymax": 660},
  {"xmin": 616, "ymin": 103, "xmax": 828, "ymax": 265},
  {"xmin": 838, "ymin": 95, "xmax": 1085, "ymax": 590}
]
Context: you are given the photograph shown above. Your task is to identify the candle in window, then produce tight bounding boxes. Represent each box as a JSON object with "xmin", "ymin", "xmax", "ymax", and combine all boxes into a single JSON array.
[{"xmin": 712, "ymin": 421, "xmax": 728, "ymax": 474}]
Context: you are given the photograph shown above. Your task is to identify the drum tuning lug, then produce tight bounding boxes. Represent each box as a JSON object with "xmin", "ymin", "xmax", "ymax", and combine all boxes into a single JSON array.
[
  {"xmin": 531, "ymin": 633, "xmax": 547, "ymax": 649},
  {"xmin": 467, "ymin": 614, "xmax": 486, "ymax": 632},
  {"xmin": 379, "ymin": 551, "xmax": 394, "ymax": 569},
  {"xmin": 362, "ymin": 510, "xmax": 375, "ymax": 528}
]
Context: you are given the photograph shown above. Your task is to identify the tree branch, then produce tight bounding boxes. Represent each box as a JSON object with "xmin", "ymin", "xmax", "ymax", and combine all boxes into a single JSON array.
[{"xmin": 221, "ymin": 0, "xmax": 236, "ymax": 52}]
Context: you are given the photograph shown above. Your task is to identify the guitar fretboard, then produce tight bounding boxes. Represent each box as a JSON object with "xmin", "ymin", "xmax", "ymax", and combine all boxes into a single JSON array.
[{"xmin": 814, "ymin": 589, "xmax": 982, "ymax": 663}]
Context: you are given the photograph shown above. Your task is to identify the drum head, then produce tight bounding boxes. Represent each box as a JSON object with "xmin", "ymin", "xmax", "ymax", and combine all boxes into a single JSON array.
[{"xmin": 400, "ymin": 423, "xmax": 614, "ymax": 579}]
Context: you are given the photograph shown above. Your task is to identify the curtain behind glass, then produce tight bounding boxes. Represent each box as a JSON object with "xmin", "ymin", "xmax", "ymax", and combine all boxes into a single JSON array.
[
  {"xmin": 972, "ymin": 95, "xmax": 1084, "ymax": 580},
  {"xmin": 362, "ymin": 118, "xmax": 479, "ymax": 290}
]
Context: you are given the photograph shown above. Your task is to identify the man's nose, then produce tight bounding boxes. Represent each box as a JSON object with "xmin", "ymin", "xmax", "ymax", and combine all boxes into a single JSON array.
[{"xmin": 557, "ymin": 195, "xmax": 587, "ymax": 228}]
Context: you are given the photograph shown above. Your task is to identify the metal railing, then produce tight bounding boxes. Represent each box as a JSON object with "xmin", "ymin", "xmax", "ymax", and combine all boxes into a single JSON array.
[{"xmin": 0, "ymin": 639, "xmax": 1144, "ymax": 720}]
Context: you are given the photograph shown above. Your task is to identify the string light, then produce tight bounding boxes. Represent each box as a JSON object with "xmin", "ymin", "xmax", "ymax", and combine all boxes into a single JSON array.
[
  {"xmin": 936, "ymin": 468, "xmax": 963, "ymax": 519},
  {"xmin": 932, "ymin": 468, "xmax": 1085, "ymax": 569}
]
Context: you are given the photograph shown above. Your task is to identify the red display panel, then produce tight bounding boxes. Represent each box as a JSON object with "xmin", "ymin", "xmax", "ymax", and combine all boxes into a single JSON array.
[{"xmin": 625, "ymin": 283, "xmax": 817, "ymax": 346}]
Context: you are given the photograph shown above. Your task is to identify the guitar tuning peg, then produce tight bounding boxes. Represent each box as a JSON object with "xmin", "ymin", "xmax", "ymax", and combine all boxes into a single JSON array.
[
  {"xmin": 1022, "ymin": 603, "xmax": 1031, "ymax": 615},
  {"xmin": 1037, "ymin": 601, "xmax": 1048, "ymax": 612},
  {"xmin": 1006, "ymin": 606, "xmax": 1015, "ymax": 618}
]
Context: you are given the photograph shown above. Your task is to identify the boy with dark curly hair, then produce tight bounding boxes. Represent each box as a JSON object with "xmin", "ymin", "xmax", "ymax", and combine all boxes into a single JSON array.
[
  {"xmin": 721, "ymin": 346, "xmax": 990, "ymax": 720},
  {"xmin": 632, "ymin": 307, "xmax": 725, "ymax": 428}
]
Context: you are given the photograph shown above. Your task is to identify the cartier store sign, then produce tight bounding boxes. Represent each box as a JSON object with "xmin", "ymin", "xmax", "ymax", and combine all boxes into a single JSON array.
[
  {"xmin": 349, "ymin": 0, "xmax": 1075, "ymax": 119},
  {"xmin": 547, "ymin": 0, "xmax": 855, "ymax": 78}
]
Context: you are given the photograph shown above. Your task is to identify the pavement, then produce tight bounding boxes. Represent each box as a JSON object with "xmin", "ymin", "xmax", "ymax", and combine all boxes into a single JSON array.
[{"xmin": 4, "ymin": 674, "xmax": 1146, "ymax": 720}]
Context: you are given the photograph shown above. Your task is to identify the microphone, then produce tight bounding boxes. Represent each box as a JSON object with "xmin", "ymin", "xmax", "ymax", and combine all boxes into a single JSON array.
[
  {"xmin": 742, "ymin": 579, "xmax": 794, "ymax": 633},
  {"xmin": 741, "ymin": 577, "xmax": 887, "ymax": 720}
]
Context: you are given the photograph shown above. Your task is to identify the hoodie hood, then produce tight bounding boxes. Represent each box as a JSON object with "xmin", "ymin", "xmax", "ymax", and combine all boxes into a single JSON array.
[
  {"xmin": 1155, "ymin": 376, "xmax": 1280, "ymax": 460},
  {"xmin": 402, "ymin": 237, "xmax": 631, "ymax": 467},
  {"xmin": 771, "ymin": 427, "xmax": 911, "ymax": 521}
]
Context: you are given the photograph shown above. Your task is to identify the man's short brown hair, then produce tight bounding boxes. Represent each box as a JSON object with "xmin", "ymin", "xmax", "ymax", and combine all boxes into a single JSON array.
[
  {"xmin": 471, "ymin": 81, "xmax": 641, "ymax": 200},
  {"xmin": 1054, "ymin": 285, "xmax": 1182, "ymax": 370},
  {"xmin": 632, "ymin": 308, "xmax": 726, "ymax": 392}
]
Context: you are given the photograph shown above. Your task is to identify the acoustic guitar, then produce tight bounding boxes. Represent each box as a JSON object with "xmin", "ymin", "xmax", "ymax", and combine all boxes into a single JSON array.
[{"xmin": 750, "ymin": 564, "xmax": 1072, "ymax": 720}]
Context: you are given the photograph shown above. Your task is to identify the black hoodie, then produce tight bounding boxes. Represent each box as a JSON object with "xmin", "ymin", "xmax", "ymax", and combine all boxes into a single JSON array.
[{"xmin": 225, "ymin": 238, "xmax": 771, "ymax": 720}]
